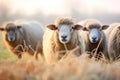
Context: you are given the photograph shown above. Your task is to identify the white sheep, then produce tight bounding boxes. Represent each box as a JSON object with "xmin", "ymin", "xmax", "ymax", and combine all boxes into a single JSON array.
[
  {"xmin": 78, "ymin": 19, "xmax": 109, "ymax": 60},
  {"xmin": 0, "ymin": 20, "xmax": 44, "ymax": 59},
  {"xmin": 43, "ymin": 17, "xmax": 85, "ymax": 64},
  {"xmin": 105, "ymin": 23, "xmax": 120, "ymax": 61}
]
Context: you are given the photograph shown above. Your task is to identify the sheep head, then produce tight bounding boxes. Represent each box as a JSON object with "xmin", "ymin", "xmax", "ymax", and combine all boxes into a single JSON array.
[
  {"xmin": 47, "ymin": 24, "xmax": 83, "ymax": 44},
  {"xmin": 82, "ymin": 25, "xmax": 109, "ymax": 43},
  {"xmin": 0, "ymin": 23, "xmax": 22, "ymax": 42}
]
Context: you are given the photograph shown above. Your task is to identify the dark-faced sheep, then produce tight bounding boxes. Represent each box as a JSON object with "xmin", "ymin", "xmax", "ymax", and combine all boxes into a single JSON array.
[
  {"xmin": 43, "ymin": 17, "xmax": 85, "ymax": 64},
  {"xmin": 78, "ymin": 19, "xmax": 109, "ymax": 60},
  {"xmin": 0, "ymin": 20, "xmax": 44, "ymax": 59},
  {"xmin": 105, "ymin": 23, "xmax": 120, "ymax": 61}
]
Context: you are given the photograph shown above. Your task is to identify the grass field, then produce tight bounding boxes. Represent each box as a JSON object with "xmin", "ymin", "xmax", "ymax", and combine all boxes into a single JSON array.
[
  {"xmin": 0, "ymin": 53, "xmax": 120, "ymax": 80},
  {"xmin": 0, "ymin": 34, "xmax": 17, "ymax": 61},
  {"xmin": 0, "ymin": 34, "xmax": 11, "ymax": 59},
  {"xmin": 0, "ymin": 34, "xmax": 120, "ymax": 80}
]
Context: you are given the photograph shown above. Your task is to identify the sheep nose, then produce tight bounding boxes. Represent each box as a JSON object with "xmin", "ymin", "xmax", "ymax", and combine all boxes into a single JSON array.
[
  {"xmin": 8, "ymin": 36, "xmax": 15, "ymax": 42},
  {"xmin": 92, "ymin": 37, "xmax": 97, "ymax": 42},
  {"xmin": 61, "ymin": 35, "xmax": 67, "ymax": 38},
  {"xmin": 61, "ymin": 35, "xmax": 67, "ymax": 41},
  {"xmin": 10, "ymin": 37, "xmax": 13, "ymax": 40},
  {"xmin": 10, "ymin": 37, "xmax": 14, "ymax": 41}
]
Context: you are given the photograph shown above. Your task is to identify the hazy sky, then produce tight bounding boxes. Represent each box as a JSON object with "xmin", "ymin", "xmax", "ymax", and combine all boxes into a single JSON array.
[{"xmin": 1, "ymin": 0, "xmax": 120, "ymax": 16}]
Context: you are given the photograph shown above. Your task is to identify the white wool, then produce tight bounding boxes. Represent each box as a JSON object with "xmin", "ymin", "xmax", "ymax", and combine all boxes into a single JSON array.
[
  {"xmin": 105, "ymin": 23, "xmax": 120, "ymax": 61},
  {"xmin": 43, "ymin": 28, "xmax": 55, "ymax": 63},
  {"xmin": 78, "ymin": 19, "xmax": 101, "ymax": 29}
]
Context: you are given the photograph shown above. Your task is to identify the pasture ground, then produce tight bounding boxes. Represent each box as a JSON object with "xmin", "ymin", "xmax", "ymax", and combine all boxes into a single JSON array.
[{"xmin": 0, "ymin": 34, "xmax": 120, "ymax": 80}]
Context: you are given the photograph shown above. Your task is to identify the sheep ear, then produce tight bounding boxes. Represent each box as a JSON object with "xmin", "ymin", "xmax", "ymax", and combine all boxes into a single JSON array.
[
  {"xmin": 0, "ymin": 28, "xmax": 5, "ymax": 31},
  {"xmin": 82, "ymin": 27, "xmax": 88, "ymax": 31},
  {"xmin": 72, "ymin": 24, "xmax": 83, "ymax": 30},
  {"xmin": 47, "ymin": 24, "xmax": 57, "ymax": 30},
  {"xmin": 17, "ymin": 25, "xmax": 22, "ymax": 29},
  {"xmin": 118, "ymin": 26, "xmax": 120, "ymax": 30},
  {"xmin": 101, "ymin": 25, "xmax": 109, "ymax": 30}
]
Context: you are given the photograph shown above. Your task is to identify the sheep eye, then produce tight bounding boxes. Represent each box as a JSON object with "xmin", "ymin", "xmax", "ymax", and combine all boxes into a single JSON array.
[
  {"xmin": 6, "ymin": 29, "xmax": 10, "ymax": 32},
  {"xmin": 57, "ymin": 29, "xmax": 59, "ymax": 31},
  {"xmin": 71, "ymin": 27, "xmax": 74, "ymax": 30},
  {"xmin": 12, "ymin": 28, "xmax": 15, "ymax": 31},
  {"xmin": 56, "ymin": 27, "xmax": 59, "ymax": 31}
]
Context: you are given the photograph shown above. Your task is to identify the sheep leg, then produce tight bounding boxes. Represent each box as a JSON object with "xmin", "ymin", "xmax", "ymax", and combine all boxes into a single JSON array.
[
  {"xmin": 18, "ymin": 54, "xmax": 22, "ymax": 59},
  {"xmin": 35, "ymin": 52, "xmax": 38, "ymax": 60}
]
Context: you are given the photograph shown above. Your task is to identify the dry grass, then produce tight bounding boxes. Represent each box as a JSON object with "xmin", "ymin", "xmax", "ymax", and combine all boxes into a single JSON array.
[
  {"xmin": 0, "ymin": 35, "xmax": 120, "ymax": 80},
  {"xmin": 0, "ymin": 53, "xmax": 120, "ymax": 80}
]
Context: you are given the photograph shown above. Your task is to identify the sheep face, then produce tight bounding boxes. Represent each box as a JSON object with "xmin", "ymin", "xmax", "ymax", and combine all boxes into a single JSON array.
[
  {"xmin": 58, "ymin": 25, "xmax": 72, "ymax": 44},
  {"xmin": 89, "ymin": 28, "xmax": 101, "ymax": 43},
  {"xmin": 47, "ymin": 24, "xmax": 82, "ymax": 44},
  {"xmin": 0, "ymin": 23, "xmax": 21, "ymax": 42},
  {"xmin": 83, "ymin": 25, "xmax": 109, "ymax": 43}
]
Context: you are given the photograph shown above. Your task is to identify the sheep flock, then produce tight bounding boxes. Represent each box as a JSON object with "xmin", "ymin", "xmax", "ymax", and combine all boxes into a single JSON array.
[{"xmin": 0, "ymin": 17, "xmax": 120, "ymax": 80}]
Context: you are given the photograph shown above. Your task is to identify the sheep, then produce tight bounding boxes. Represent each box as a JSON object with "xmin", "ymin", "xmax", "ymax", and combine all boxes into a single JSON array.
[
  {"xmin": 78, "ymin": 19, "xmax": 109, "ymax": 60},
  {"xmin": 43, "ymin": 17, "xmax": 85, "ymax": 64},
  {"xmin": 0, "ymin": 20, "xmax": 44, "ymax": 59},
  {"xmin": 105, "ymin": 23, "xmax": 120, "ymax": 61}
]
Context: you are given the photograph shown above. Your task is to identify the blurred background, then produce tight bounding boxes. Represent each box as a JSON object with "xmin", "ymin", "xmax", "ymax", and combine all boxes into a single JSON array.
[
  {"xmin": 0, "ymin": 0, "xmax": 120, "ymax": 26},
  {"xmin": 0, "ymin": 1, "xmax": 120, "ymax": 79}
]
